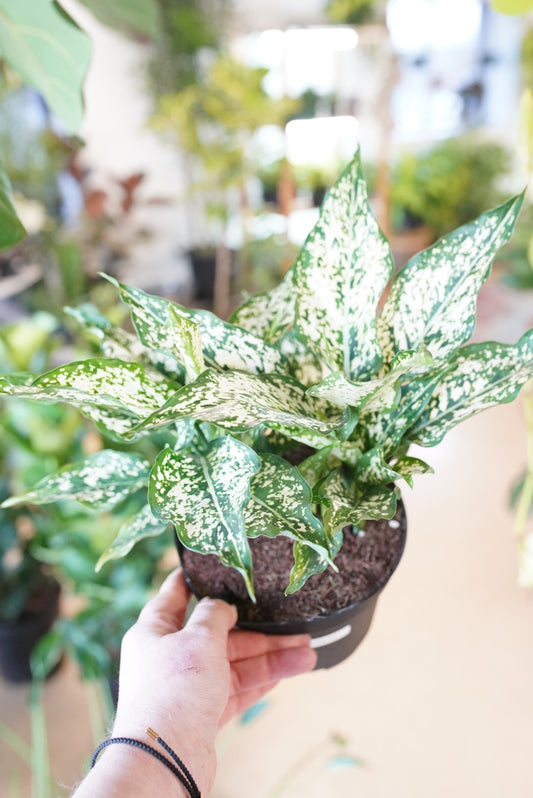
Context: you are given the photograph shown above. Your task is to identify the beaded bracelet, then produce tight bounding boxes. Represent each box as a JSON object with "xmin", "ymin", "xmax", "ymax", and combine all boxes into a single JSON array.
[{"xmin": 90, "ymin": 727, "xmax": 201, "ymax": 798}]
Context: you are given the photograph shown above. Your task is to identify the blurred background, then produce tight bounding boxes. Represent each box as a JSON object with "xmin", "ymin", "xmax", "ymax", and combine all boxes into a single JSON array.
[{"xmin": 1, "ymin": 1, "xmax": 533, "ymax": 796}]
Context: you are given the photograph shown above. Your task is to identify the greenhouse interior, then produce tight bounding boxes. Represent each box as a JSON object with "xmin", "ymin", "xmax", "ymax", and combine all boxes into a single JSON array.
[{"xmin": 1, "ymin": 1, "xmax": 533, "ymax": 796}]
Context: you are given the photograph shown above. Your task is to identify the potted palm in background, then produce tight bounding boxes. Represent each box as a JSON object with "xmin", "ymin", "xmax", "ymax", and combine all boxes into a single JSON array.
[{"xmin": 1, "ymin": 150, "xmax": 531, "ymax": 668}]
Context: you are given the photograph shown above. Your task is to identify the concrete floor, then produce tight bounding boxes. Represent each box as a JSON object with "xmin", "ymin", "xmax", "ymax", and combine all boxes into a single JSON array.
[{"xmin": 1, "ymin": 287, "xmax": 533, "ymax": 798}]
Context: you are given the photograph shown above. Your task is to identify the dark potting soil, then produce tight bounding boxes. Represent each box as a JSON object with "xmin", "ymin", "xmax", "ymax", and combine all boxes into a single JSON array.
[{"xmin": 180, "ymin": 506, "xmax": 405, "ymax": 623}]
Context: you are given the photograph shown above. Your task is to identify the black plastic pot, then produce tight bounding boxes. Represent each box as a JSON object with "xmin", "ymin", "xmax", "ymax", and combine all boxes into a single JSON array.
[
  {"xmin": 0, "ymin": 578, "xmax": 61, "ymax": 683},
  {"xmin": 188, "ymin": 249, "xmax": 216, "ymax": 301},
  {"xmin": 176, "ymin": 502, "xmax": 407, "ymax": 670}
]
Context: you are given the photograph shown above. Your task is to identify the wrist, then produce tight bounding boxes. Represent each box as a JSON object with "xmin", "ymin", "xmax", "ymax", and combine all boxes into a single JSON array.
[
  {"xmin": 110, "ymin": 717, "xmax": 213, "ymax": 797},
  {"xmin": 74, "ymin": 743, "xmax": 190, "ymax": 798}
]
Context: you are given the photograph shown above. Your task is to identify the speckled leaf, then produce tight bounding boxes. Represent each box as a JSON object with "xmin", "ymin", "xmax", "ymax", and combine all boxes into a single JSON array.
[
  {"xmin": 355, "ymin": 447, "xmax": 402, "ymax": 486},
  {"xmin": 245, "ymin": 454, "xmax": 332, "ymax": 562},
  {"xmin": 229, "ymin": 268, "xmax": 296, "ymax": 342},
  {"xmin": 408, "ymin": 330, "xmax": 533, "ymax": 446},
  {"xmin": 96, "ymin": 506, "xmax": 169, "ymax": 570},
  {"xmin": 391, "ymin": 456, "xmax": 433, "ymax": 488},
  {"xmin": 0, "ymin": 358, "xmax": 179, "ymax": 439},
  {"xmin": 65, "ymin": 303, "xmax": 186, "ymax": 382},
  {"xmin": 1, "ymin": 451, "xmax": 149, "ymax": 510},
  {"xmin": 135, "ymin": 369, "xmax": 348, "ymax": 436},
  {"xmin": 319, "ymin": 469, "xmax": 400, "ymax": 538},
  {"xmin": 148, "ymin": 439, "xmax": 260, "ymax": 599},
  {"xmin": 275, "ymin": 331, "xmax": 323, "ymax": 386},
  {"xmin": 297, "ymin": 446, "xmax": 337, "ymax": 489},
  {"xmin": 105, "ymin": 276, "xmax": 289, "ymax": 376},
  {"xmin": 166, "ymin": 307, "xmax": 204, "ymax": 381},
  {"xmin": 287, "ymin": 541, "xmax": 333, "ymax": 594},
  {"xmin": 356, "ymin": 368, "xmax": 448, "ymax": 456},
  {"xmin": 377, "ymin": 193, "xmax": 524, "ymax": 363},
  {"xmin": 309, "ymin": 348, "xmax": 436, "ymax": 411},
  {"xmin": 294, "ymin": 151, "xmax": 394, "ymax": 380}
]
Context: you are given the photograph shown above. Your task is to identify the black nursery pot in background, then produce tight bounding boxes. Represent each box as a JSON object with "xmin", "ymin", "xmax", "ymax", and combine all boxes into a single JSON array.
[
  {"xmin": 176, "ymin": 502, "xmax": 407, "ymax": 670},
  {"xmin": 0, "ymin": 578, "xmax": 61, "ymax": 683}
]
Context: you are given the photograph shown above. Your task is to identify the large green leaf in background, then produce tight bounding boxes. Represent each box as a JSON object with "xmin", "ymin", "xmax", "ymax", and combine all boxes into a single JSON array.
[
  {"xmin": 294, "ymin": 150, "xmax": 394, "ymax": 380},
  {"xmin": 0, "ymin": 160, "xmax": 25, "ymax": 250},
  {"xmin": 149, "ymin": 439, "xmax": 260, "ymax": 599},
  {"xmin": 1, "ymin": 450, "xmax": 150, "ymax": 510},
  {"xmin": 0, "ymin": 0, "xmax": 91, "ymax": 133},
  {"xmin": 78, "ymin": 0, "xmax": 161, "ymax": 39},
  {"xmin": 377, "ymin": 194, "xmax": 524, "ymax": 364}
]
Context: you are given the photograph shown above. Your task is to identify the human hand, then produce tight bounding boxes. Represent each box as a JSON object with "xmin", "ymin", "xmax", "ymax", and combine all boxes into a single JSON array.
[{"xmin": 112, "ymin": 569, "xmax": 316, "ymax": 795}]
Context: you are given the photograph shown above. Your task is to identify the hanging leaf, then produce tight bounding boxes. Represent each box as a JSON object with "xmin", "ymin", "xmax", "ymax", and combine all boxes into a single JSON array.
[
  {"xmin": 0, "ymin": 160, "xmax": 25, "ymax": 250},
  {"xmin": 245, "ymin": 454, "xmax": 333, "ymax": 562},
  {"xmin": 135, "ymin": 369, "xmax": 349, "ymax": 437},
  {"xmin": 408, "ymin": 331, "xmax": 533, "ymax": 446},
  {"xmin": 377, "ymin": 194, "xmax": 524, "ymax": 364},
  {"xmin": 391, "ymin": 455, "xmax": 433, "ymax": 488},
  {"xmin": 229, "ymin": 268, "xmax": 296, "ymax": 341},
  {"xmin": 149, "ymin": 439, "xmax": 260, "ymax": 599},
  {"xmin": 96, "ymin": 505, "xmax": 169, "ymax": 570},
  {"xmin": 1, "ymin": 450, "xmax": 150, "ymax": 510},
  {"xmin": 294, "ymin": 150, "xmax": 394, "ymax": 380},
  {"xmin": 0, "ymin": 0, "xmax": 91, "ymax": 133},
  {"xmin": 78, "ymin": 0, "xmax": 161, "ymax": 39},
  {"xmin": 355, "ymin": 447, "xmax": 402, "ymax": 486},
  {"xmin": 104, "ymin": 275, "xmax": 290, "ymax": 376},
  {"xmin": 287, "ymin": 541, "xmax": 331, "ymax": 594}
]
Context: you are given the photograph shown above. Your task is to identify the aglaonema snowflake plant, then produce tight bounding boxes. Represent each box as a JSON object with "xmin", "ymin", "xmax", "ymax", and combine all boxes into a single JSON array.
[{"xmin": 2, "ymin": 149, "xmax": 532, "ymax": 602}]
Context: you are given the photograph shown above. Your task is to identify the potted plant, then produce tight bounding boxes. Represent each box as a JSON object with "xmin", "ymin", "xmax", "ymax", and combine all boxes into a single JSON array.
[{"xmin": 1, "ymin": 150, "xmax": 531, "ymax": 669}]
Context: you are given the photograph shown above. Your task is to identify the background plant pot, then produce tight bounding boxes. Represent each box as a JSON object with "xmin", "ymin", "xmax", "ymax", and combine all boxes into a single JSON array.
[
  {"xmin": 0, "ymin": 577, "xmax": 61, "ymax": 683},
  {"xmin": 176, "ymin": 501, "xmax": 407, "ymax": 669}
]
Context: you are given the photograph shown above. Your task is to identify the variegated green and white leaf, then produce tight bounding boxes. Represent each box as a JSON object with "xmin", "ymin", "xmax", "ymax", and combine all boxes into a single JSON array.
[
  {"xmin": 356, "ymin": 368, "xmax": 448, "ymax": 456},
  {"xmin": 105, "ymin": 276, "xmax": 290, "ymax": 376},
  {"xmin": 391, "ymin": 455, "xmax": 434, "ymax": 488},
  {"xmin": 309, "ymin": 348, "xmax": 436, "ymax": 411},
  {"xmin": 319, "ymin": 469, "xmax": 400, "ymax": 538},
  {"xmin": 297, "ymin": 446, "xmax": 337, "ymax": 489},
  {"xmin": 148, "ymin": 439, "xmax": 260, "ymax": 599},
  {"xmin": 1, "ymin": 451, "xmax": 150, "ymax": 511},
  {"xmin": 65, "ymin": 303, "xmax": 186, "ymax": 382},
  {"xmin": 167, "ymin": 306, "xmax": 204, "ymax": 380},
  {"xmin": 0, "ymin": 359, "xmax": 179, "ymax": 440},
  {"xmin": 408, "ymin": 330, "xmax": 533, "ymax": 446},
  {"xmin": 229, "ymin": 268, "xmax": 296, "ymax": 341},
  {"xmin": 245, "ymin": 454, "xmax": 333, "ymax": 562},
  {"xmin": 294, "ymin": 150, "xmax": 394, "ymax": 380},
  {"xmin": 135, "ymin": 369, "xmax": 349, "ymax": 436},
  {"xmin": 287, "ymin": 539, "xmax": 341, "ymax": 595},
  {"xmin": 275, "ymin": 331, "xmax": 324, "ymax": 386},
  {"xmin": 377, "ymin": 193, "xmax": 524, "ymax": 363},
  {"xmin": 355, "ymin": 447, "xmax": 402, "ymax": 486},
  {"xmin": 96, "ymin": 505, "xmax": 169, "ymax": 571}
]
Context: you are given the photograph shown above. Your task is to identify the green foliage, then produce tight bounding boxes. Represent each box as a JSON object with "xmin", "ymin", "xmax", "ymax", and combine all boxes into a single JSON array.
[
  {"xmin": 78, "ymin": 0, "xmax": 161, "ymax": 40},
  {"xmin": 1, "ymin": 149, "xmax": 531, "ymax": 602},
  {"xmin": 325, "ymin": 0, "xmax": 381, "ymax": 25},
  {"xmin": 151, "ymin": 54, "xmax": 299, "ymax": 189},
  {"xmin": 0, "ymin": 159, "xmax": 25, "ymax": 250},
  {"xmin": 391, "ymin": 137, "xmax": 511, "ymax": 239},
  {"xmin": 0, "ymin": 0, "xmax": 91, "ymax": 134},
  {"xmin": 492, "ymin": 0, "xmax": 533, "ymax": 13}
]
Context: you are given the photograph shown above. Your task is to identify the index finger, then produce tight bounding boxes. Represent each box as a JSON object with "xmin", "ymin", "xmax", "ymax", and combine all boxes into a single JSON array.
[{"xmin": 186, "ymin": 597, "xmax": 238, "ymax": 644}]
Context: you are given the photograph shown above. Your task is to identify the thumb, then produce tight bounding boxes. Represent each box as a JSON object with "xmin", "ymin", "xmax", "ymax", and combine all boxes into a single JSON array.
[
  {"xmin": 137, "ymin": 569, "xmax": 191, "ymax": 636},
  {"xmin": 186, "ymin": 597, "xmax": 238, "ymax": 645}
]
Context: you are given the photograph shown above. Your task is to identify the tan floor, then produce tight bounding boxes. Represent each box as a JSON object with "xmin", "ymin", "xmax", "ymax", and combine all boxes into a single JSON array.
[{"xmin": 2, "ymin": 291, "xmax": 533, "ymax": 797}]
